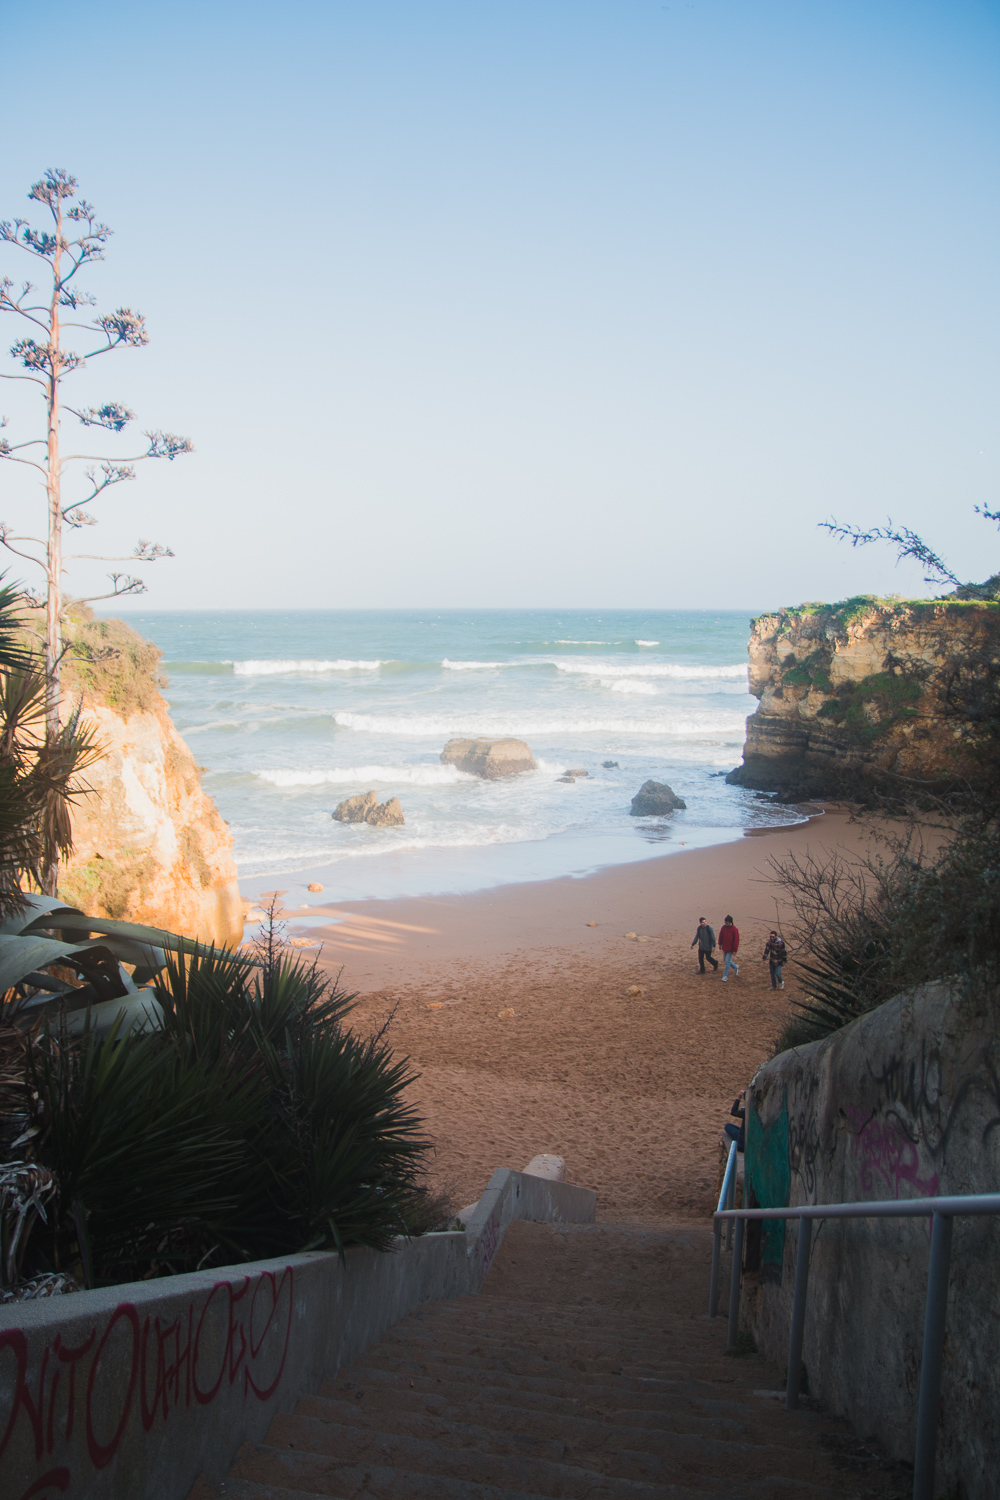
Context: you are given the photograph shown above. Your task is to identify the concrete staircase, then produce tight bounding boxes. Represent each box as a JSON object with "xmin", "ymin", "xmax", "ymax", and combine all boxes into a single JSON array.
[{"xmin": 203, "ymin": 1223, "xmax": 907, "ymax": 1500}]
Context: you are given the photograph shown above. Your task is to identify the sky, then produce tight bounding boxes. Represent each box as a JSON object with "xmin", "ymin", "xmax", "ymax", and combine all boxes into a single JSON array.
[{"xmin": 0, "ymin": 0, "xmax": 997, "ymax": 613}]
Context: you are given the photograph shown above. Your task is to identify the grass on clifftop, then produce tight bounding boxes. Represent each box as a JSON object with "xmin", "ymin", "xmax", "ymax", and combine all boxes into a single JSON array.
[
  {"xmin": 20, "ymin": 602, "xmax": 165, "ymax": 718},
  {"xmin": 761, "ymin": 595, "xmax": 1000, "ymax": 630}
]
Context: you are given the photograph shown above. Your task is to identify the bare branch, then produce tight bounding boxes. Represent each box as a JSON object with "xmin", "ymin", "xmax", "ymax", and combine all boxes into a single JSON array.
[
  {"xmin": 818, "ymin": 517, "xmax": 961, "ymax": 588},
  {"xmin": 65, "ymin": 402, "xmax": 135, "ymax": 432},
  {"xmin": 79, "ymin": 572, "xmax": 147, "ymax": 603},
  {"xmin": 71, "ymin": 539, "xmax": 174, "ymax": 562}
]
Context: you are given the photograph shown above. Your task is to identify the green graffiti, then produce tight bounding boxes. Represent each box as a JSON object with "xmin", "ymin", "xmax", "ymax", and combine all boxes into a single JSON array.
[{"xmin": 746, "ymin": 1089, "xmax": 790, "ymax": 1275}]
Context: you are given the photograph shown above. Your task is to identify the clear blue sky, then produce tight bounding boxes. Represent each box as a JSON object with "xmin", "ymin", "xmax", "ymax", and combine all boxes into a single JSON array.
[{"xmin": 1, "ymin": 0, "xmax": 997, "ymax": 611}]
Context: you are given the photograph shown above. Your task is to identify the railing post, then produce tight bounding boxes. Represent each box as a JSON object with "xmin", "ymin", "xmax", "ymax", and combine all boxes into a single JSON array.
[
  {"xmin": 709, "ymin": 1218, "xmax": 723, "ymax": 1318},
  {"xmin": 726, "ymin": 1215, "xmax": 745, "ymax": 1350},
  {"xmin": 710, "ymin": 1141, "xmax": 737, "ymax": 1319},
  {"xmin": 785, "ymin": 1215, "xmax": 812, "ymax": 1410},
  {"xmin": 725, "ymin": 1150, "xmax": 737, "ymax": 1250},
  {"xmin": 913, "ymin": 1211, "xmax": 954, "ymax": 1500}
]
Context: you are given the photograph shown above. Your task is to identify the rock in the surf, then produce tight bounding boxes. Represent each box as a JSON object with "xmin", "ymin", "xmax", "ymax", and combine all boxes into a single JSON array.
[
  {"xmin": 629, "ymin": 779, "xmax": 686, "ymax": 816},
  {"xmin": 367, "ymin": 796, "xmax": 405, "ymax": 827},
  {"xmin": 441, "ymin": 737, "xmax": 537, "ymax": 779},
  {"xmin": 332, "ymin": 790, "xmax": 378, "ymax": 823}
]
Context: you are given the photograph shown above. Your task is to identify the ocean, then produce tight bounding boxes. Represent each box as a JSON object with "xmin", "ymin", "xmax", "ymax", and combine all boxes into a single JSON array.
[{"xmin": 121, "ymin": 608, "xmax": 801, "ymax": 900}]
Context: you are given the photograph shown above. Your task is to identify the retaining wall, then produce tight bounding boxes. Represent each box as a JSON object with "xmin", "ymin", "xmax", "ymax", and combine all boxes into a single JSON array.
[
  {"xmin": 743, "ymin": 981, "xmax": 1000, "ymax": 1500},
  {"xmin": 0, "ymin": 1164, "xmax": 596, "ymax": 1500}
]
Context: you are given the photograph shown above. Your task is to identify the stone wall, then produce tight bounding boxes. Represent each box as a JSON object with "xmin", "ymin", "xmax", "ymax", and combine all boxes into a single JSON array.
[
  {"xmin": 743, "ymin": 981, "xmax": 1000, "ymax": 1499},
  {"xmin": 727, "ymin": 597, "xmax": 1000, "ymax": 795}
]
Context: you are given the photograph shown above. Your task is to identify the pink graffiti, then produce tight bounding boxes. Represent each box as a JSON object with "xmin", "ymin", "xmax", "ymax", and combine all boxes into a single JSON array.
[
  {"xmin": 847, "ymin": 1106, "xmax": 939, "ymax": 1199},
  {"xmin": 0, "ymin": 1266, "xmax": 294, "ymax": 1496}
]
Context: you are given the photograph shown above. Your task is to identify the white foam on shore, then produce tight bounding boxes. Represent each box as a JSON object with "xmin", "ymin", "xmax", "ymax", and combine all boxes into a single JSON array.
[
  {"xmin": 333, "ymin": 710, "xmax": 746, "ymax": 737},
  {"xmin": 549, "ymin": 657, "xmax": 747, "ymax": 680},
  {"xmin": 233, "ymin": 659, "xmax": 383, "ymax": 675},
  {"xmin": 441, "ymin": 659, "xmax": 508, "ymax": 671},
  {"xmin": 256, "ymin": 764, "xmax": 475, "ymax": 788},
  {"xmin": 601, "ymin": 678, "xmax": 658, "ymax": 695}
]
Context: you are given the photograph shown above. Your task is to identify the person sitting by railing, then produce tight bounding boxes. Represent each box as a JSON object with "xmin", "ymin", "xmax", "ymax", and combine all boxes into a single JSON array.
[{"xmin": 724, "ymin": 1088, "xmax": 746, "ymax": 1152}]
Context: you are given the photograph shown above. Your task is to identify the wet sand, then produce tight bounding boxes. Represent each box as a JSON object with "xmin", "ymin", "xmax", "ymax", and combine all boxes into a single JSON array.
[{"xmin": 254, "ymin": 809, "xmax": 885, "ymax": 1222}]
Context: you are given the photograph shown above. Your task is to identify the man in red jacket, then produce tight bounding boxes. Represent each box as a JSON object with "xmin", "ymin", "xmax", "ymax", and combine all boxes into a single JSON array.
[{"xmin": 719, "ymin": 915, "xmax": 740, "ymax": 981}]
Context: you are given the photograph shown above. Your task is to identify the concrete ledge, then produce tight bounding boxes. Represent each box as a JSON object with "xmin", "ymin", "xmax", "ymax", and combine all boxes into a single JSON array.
[{"xmin": 0, "ymin": 1165, "xmax": 595, "ymax": 1500}]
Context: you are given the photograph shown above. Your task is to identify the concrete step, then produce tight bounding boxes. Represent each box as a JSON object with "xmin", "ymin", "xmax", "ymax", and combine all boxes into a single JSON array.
[
  {"xmin": 231, "ymin": 1437, "xmax": 691, "ymax": 1499},
  {"xmin": 359, "ymin": 1350, "xmax": 767, "ymax": 1392},
  {"xmin": 323, "ymin": 1360, "xmax": 800, "ymax": 1426},
  {"xmin": 283, "ymin": 1396, "xmax": 839, "ymax": 1488},
  {"xmin": 296, "ymin": 1390, "xmax": 829, "ymax": 1475}
]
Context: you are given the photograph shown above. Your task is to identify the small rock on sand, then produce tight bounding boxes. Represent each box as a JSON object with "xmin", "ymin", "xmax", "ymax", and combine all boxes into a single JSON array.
[
  {"xmin": 586, "ymin": 920, "xmax": 597, "ymax": 927},
  {"xmin": 626, "ymin": 985, "xmax": 643, "ymax": 997},
  {"xmin": 307, "ymin": 883, "xmax": 323, "ymax": 892},
  {"xmin": 625, "ymin": 931, "xmax": 637, "ymax": 939},
  {"xmin": 426, "ymin": 1002, "xmax": 443, "ymax": 1011},
  {"xmin": 497, "ymin": 1007, "xmax": 515, "ymax": 1019}
]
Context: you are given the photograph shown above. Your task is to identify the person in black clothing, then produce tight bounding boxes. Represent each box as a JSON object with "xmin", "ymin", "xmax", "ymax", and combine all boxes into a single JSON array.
[
  {"xmin": 723, "ymin": 1089, "xmax": 746, "ymax": 1151},
  {"xmin": 762, "ymin": 930, "xmax": 788, "ymax": 989},
  {"xmin": 691, "ymin": 917, "xmax": 719, "ymax": 972}
]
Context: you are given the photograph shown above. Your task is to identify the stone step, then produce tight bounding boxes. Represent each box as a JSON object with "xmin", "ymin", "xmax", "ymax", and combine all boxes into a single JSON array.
[{"xmin": 231, "ymin": 1437, "xmax": 687, "ymax": 1499}]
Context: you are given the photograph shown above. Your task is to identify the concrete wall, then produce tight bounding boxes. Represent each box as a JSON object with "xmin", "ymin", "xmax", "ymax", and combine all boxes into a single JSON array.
[
  {"xmin": 0, "ymin": 1165, "xmax": 595, "ymax": 1500},
  {"xmin": 743, "ymin": 981, "xmax": 1000, "ymax": 1499}
]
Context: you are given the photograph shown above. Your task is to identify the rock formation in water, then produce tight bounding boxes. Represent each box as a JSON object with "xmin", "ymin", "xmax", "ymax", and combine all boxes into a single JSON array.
[
  {"xmin": 440, "ymin": 737, "xmax": 537, "ymax": 778},
  {"xmin": 56, "ymin": 613, "xmax": 242, "ymax": 946},
  {"xmin": 332, "ymin": 790, "xmax": 405, "ymax": 826},
  {"xmin": 332, "ymin": 790, "xmax": 379, "ymax": 823},
  {"xmin": 630, "ymin": 780, "xmax": 686, "ymax": 815},
  {"xmin": 727, "ymin": 596, "xmax": 1000, "ymax": 797}
]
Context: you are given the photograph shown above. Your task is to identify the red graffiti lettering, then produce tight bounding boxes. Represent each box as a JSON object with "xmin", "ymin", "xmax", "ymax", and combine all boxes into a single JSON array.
[
  {"xmin": 245, "ymin": 1269, "xmax": 293, "ymax": 1401},
  {"xmin": 17, "ymin": 1469, "xmax": 71, "ymax": 1499},
  {"xmin": 85, "ymin": 1303, "xmax": 140, "ymax": 1469},
  {"xmin": 4, "ymin": 1263, "xmax": 296, "ymax": 1487}
]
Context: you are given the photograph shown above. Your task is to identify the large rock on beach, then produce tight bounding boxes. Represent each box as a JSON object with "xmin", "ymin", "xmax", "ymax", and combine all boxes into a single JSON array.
[
  {"xmin": 629, "ymin": 779, "xmax": 686, "ymax": 816},
  {"xmin": 332, "ymin": 790, "xmax": 378, "ymax": 823},
  {"xmin": 441, "ymin": 737, "xmax": 537, "ymax": 779}
]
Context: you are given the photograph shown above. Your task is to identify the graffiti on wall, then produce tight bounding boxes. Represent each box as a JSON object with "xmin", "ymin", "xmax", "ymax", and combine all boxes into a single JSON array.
[
  {"xmin": 746, "ymin": 1088, "xmax": 790, "ymax": 1282},
  {"xmin": 0, "ymin": 1266, "xmax": 294, "ymax": 1500},
  {"xmin": 846, "ymin": 1106, "xmax": 939, "ymax": 1198}
]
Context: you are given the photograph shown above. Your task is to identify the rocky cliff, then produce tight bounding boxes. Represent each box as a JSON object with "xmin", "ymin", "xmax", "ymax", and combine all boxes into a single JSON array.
[
  {"xmin": 727, "ymin": 596, "xmax": 1000, "ymax": 797},
  {"xmin": 56, "ymin": 612, "xmax": 243, "ymax": 946}
]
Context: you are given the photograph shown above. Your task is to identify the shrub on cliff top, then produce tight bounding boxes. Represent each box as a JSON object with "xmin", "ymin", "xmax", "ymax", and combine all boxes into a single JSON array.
[{"xmin": 769, "ymin": 820, "xmax": 1000, "ymax": 1053}]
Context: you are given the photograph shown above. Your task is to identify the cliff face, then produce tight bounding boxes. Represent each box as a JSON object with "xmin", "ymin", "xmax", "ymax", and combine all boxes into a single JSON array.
[
  {"xmin": 57, "ymin": 615, "xmax": 243, "ymax": 946},
  {"xmin": 728, "ymin": 597, "xmax": 1000, "ymax": 796}
]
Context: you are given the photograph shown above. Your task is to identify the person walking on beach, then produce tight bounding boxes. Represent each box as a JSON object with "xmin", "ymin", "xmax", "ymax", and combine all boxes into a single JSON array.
[
  {"xmin": 762, "ymin": 930, "xmax": 788, "ymax": 989},
  {"xmin": 719, "ymin": 915, "xmax": 740, "ymax": 982},
  {"xmin": 692, "ymin": 917, "xmax": 718, "ymax": 972}
]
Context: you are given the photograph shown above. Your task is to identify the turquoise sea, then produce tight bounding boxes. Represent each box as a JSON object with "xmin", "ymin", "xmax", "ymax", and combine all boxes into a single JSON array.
[{"xmin": 119, "ymin": 608, "xmax": 800, "ymax": 900}]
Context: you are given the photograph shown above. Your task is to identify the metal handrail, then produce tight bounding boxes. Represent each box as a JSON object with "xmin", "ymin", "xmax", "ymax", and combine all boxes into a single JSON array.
[
  {"xmin": 707, "ymin": 1139, "xmax": 738, "ymax": 1319},
  {"xmin": 710, "ymin": 1190, "xmax": 1000, "ymax": 1500}
]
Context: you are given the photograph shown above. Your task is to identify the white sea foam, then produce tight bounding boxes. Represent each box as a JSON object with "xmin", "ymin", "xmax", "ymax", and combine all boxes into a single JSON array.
[
  {"xmin": 440, "ymin": 659, "xmax": 508, "ymax": 671},
  {"xmin": 256, "ymin": 764, "xmax": 474, "ymax": 788},
  {"xmin": 333, "ymin": 710, "xmax": 745, "ymax": 738},
  {"xmin": 601, "ymin": 678, "xmax": 658, "ymax": 695},
  {"xmin": 549, "ymin": 657, "xmax": 747, "ymax": 680},
  {"xmin": 233, "ymin": 658, "xmax": 383, "ymax": 675},
  {"xmin": 635, "ymin": 639, "xmax": 660, "ymax": 647},
  {"xmin": 552, "ymin": 639, "xmax": 611, "ymax": 645}
]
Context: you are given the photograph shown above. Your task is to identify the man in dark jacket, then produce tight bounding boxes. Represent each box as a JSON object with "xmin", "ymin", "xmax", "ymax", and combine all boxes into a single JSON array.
[
  {"xmin": 762, "ymin": 930, "xmax": 788, "ymax": 989},
  {"xmin": 719, "ymin": 915, "xmax": 740, "ymax": 982},
  {"xmin": 691, "ymin": 917, "xmax": 718, "ymax": 972}
]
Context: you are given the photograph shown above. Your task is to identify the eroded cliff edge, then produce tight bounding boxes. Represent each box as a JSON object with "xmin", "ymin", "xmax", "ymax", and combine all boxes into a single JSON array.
[
  {"xmin": 727, "ymin": 596, "xmax": 1000, "ymax": 797},
  {"xmin": 55, "ymin": 612, "xmax": 243, "ymax": 946}
]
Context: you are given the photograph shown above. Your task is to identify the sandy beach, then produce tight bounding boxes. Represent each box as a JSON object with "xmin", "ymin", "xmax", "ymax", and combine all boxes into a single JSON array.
[{"xmin": 255, "ymin": 809, "xmax": 885, "ymax": 1224}]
